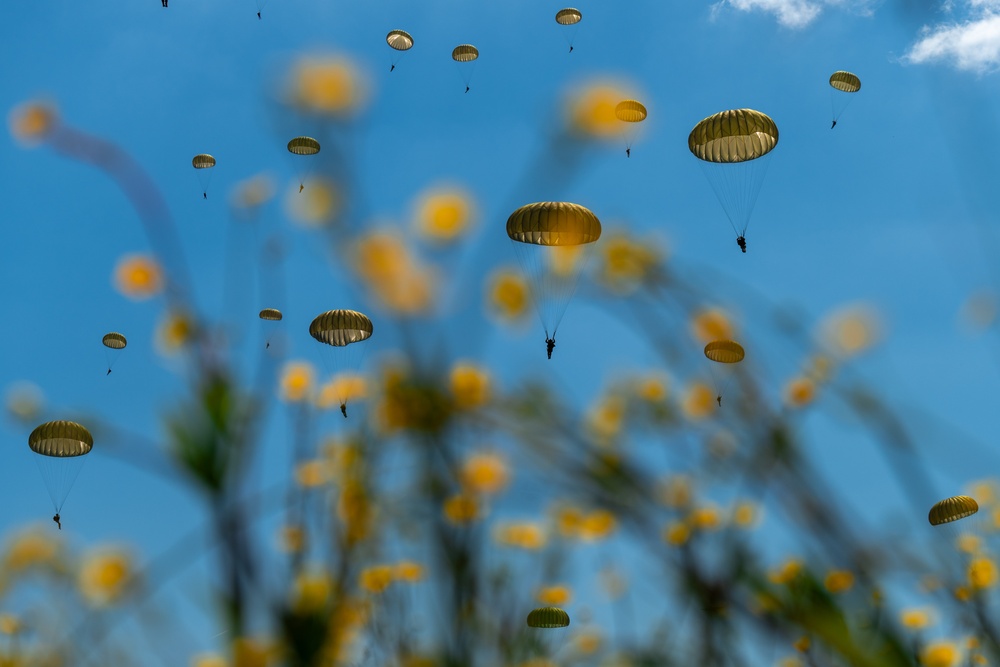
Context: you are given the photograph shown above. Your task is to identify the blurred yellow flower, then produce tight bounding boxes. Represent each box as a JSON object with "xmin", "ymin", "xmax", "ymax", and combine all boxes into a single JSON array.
[
  {"xmin": 682, "ymin": 382, "xmax": 715, "ymax": 421},
  {"xmin": 295, "ymin": 459, "xmax": 329, "ymax": 488},
  {"xmin": 805, "ymin": 354, "xmax": 835, "ymax": 383},
  {"xmin": 359, "ymin": 565, "xmax": 394, "ymax": 594},
  {"xmin": 487, "ymin": 268, "xmax": 531, "ymax": 323},
  {"xmin": 969, "ymin": 557, "xmax": 998, "ymax": 589},
  {"xmin": 588, "ymin": 394, "xmax": 626, "ymax": 442},
  {"xmin": 5, "ymin": 529, "xmax": 59, "ymax": 572},
  {"xmin": 955, "ymin": 585, "xmax": 971, "ymax": 602},
  {"xmin": 155, "ymin": 309, "xmax": 194, "ymax": 355},
  {"xmin": 280, "ymin": 361, "xmax": 315, "ymax": 402},
  {"xmin": 564, "ymin": 80, "xmax": 635, "ymax": 139},
  {"xmin": 4, "ymin": 381, "xmax": 44, "ymax": 423},
  {"xmin": 824, "ymin": 570, "xmax": 854, "ymax": 594},
  {"xmin": 548, "ymin": 245, "xmax": 585, "ymax": 278},
  {"xmin": 921, "ymin": 641, "xmax": 960, "ymax": 667},
  {"xmin": 635, "ymin": 373, "xmax": 668, "ymax": 402},
  {"xmin": 659, "ymin": 474, "xmax": 694, "ymax": 509},
  {"xmin": 596, "ymin": 231, "xmax": 663, "ymax": 292},
  {"xmin": 449, "ymin": 362, "xmax": 492, "ymax": 410},
  {"xmin": 393, "ymin": 560, "xmax": 424, "ymax": 583},
  {"xmin": 191, "ymin": 653, "xmax": 228, "ymax": 667},
  {"xmin": 377, "ymin": 264, "xmax": 439, "ymax": 316},
  {"xmin": 443, "ymin": 493, "xmax": 480, "ymax": 525},
  {"xmin": 690, "ymin": 308, "xmax": 734, "ymax": 344},
  {"xmin": 768, "ymin": 559, "xmax": 803, "ymax": 585},
  {"xmin": 663, "ymin": 521, "xmax": 690, "ymax": 547},
  {"xmin": 573, "ymin": 631, "xmax": 603, "ymax": 655},
  {"xmin": 537, "ymin": 584, "xmax": 572, "ymax": 606},
  {"xmin": 0, "ymin": 615, "xmax": 20, "ymax": 636},
  {"xmin": 277, "ymin": 525, "xmax": 306, "ymax": 554},
  {"xmin": 494, "ymin": 522, "xmax": 547, "ymax": 550},
  {"xmin": 554, "ymin": 504, "xmax": 584, "ymax": 538},
  {"xmin": 316, "ymin": 373, "xmax": 367, "ymax": 410},
  {"xmin": 79, "ymin": 548, "xmax": 134, "ymax": 606},
  {"xmin": 820, "ymin": 304, "xmax": 882, "ymax": 358},
  {"xmin": 230, "ymin": 172, "xmax": 275, "ymax": 213},
  {"xmin": 784, "ymin": 377, "xmax": 816, "ymax": 408},
  {"xmin": 900, "ymin": 607, "xmax": 934, "ymax": 630},
  {"xmin": 414, "ymin": 186, "xmax": 476, "ymax": 243},
  {"xmin": 355, "ymin": 231, "xmax": 411, "ymax": 285},
  {"xmin": 793, "ymin": 636, "xmax": 811, "ymax": 653},
  {"xmin": 293, "ymin": 571, "xmax": 331, "ymax": 613},
  {"xmin": 690, "ymin": 505, "xmax": 722, "ymax": 531},
  {"xmin": 580, "ymin": 510, "xmax": 617, "ymax": 542},
  {"xmin": 460, "ymin": 451, "xmax": 510, "ymax": 496},
  {"xmin": 956, "ymin": 533, "xmax": 983, "ymax": 555},
  {"xmin": 287, "ymin": 177, "xmax": 341, "ymax": 227},
  {"xmin": 233, "ymin": 637, "xmax": 275, "ymax": 667},
  {"xmin": 9, "ymin": 100, "xmax": 58, "ymax": 146},
  {"xmin": 286, "ymin": 56, "xmax": 366, "ymax": 117},
  {"xmin": 337, "ymin": 481, "xmax": 373, "ymax": 545},
  {"xmin": 968, "ymin": 480, "xmax": 997, "ymax": 507},
  {"xmin": 114, "ymin": 254, "xmax": 164, "ymax": 300},
  {"xmin": 732, "ymin": 501, "xmax": 761, "ymax": 529}
]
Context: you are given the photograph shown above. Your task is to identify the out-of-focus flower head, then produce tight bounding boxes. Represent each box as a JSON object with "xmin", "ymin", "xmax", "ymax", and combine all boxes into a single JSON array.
[
  {"xmin": 460, "ymin": 450, "xmax": 510, "ymax": 496},
  {"xmin": 0, "ymin": 614, "xmax": 20, "ymax": 636},
  {"xmin": 286, "ymin": 177, "xmax": 341, "ymax": 228},
  {"xmin": 285, "ymin": 55, "xmax": 368, "ymax": 118},
  {"xmin": 277, "ymin": 524, "xmax": 306, "ymax": 554},
  {"xmin": 967, "ymin": 479, "xmax": 998, "ymax": 508},
  {"xmin": 579, "ymin": 509, "xmax": 617, "ymax": 542},
  {"xmin": 191, "ymin": 653, "xmax": 228, "ymax": 667},
  {"xmin": 359, "ymin": 565, "xmax": 394, "ymax": 595},
  {"xmin": 114, "ymin": 254, "xmax": 164, "ymax": 301},
  {"xmin": 537, "ymin": 584, "xmax": 572, "ymax": 606},
  {"xmin": 793, "ymin": 636, "xmax": 811, "ymax": 653},
  {"xmin": 155, "ymin": 309, "xmax": 195, "ymax": 356},
  {"xmin": 486, "ymin": 268, "xmax": 531, "ymax": 324},
  {"xmin": 316, "ymin": 373, "xmax": 367, "ymax": 410},
  {"xmin": 337, "ymin": 480, "xmax": 374, "ymax": 545},
  {"xmin": 824, "ymin": 569, "xmax": 855, "ymax": 594},
  {"xmin": 689, "ymin": 504, "xmax": 722, "ymax": 532},
  {"xmin": 634, "ymin": 372, "xmax": 669, "ymax": 402},
  {"xmin": 681, "ymin": 381, "xmax": 715, "ymax": 421},
  {"xmin": 563, "ymin": 79, "xmax": 638, "ymax": 140},
  {"xmin": 443, "ymin": 493, "xmax": 480, "ymax": 525},
  {"xmin": 292, "ymin": 571, "xmax": 331, "ymax": 613},
  {"xmin": 663, "ymin": 521, "xmax": 690, "ymax": 547},
  {"xmin": 804, "ymin": 354, "xmax": 836, "ymax": 384},
  {"xmin": 4, "ymin": 528, "xmax": 61, "ymax": 573},
  {"xmin": 494, "ymin": 521, "xmax": 547, "ymax": 549},
  {"xmin": 921, "ymin": 641, "xmax": 961, "ymax": 667},
  {"xmin": 658, "ymin": 474, "xmax": 694, "ymax": 509},
  {"xmin": 819, "ymin": 303, "xmax": 883, "ymax": 358},
  {"xmin": 78, "ymin": 547, "xmax": 135, "ymax": 607},
  {"xmin": 547, "ymin": 245, "xmax": 585, "ymax": 278},
  {"xmin": 9, "ymin": 100, "xmax": 59, "ymax": 146},
  {"xmin": 230, "ymin": 172, "xmax": 275, "ymax": 214},
  {"xmin": 784, "ymin": 376, "xmax": 817, "ymax": 408},
  {"xmin": 968, "ymin": 557, "xmax": 997, "ymax": 590},
  {"xmin": 690, "ymin": 307, "xmax": 735, "ymax": 344},
  {"xmin": 595, "ymin": 230, "xmax": 664, "ymax": 293},
  {"xmin": 449, "ymin": 362, "xmax": 492, "ymax": 410},
  {"xmin": 5, "ymin": 381, "xmax": 44, "ymax": 423},
  {"xmin": 572, "ymin": 630, "xmax": 603, "ymax": 656},
  {"xmin": 768, "ymin": 558, "xmax": 803, "ymax": 585},
  {"xmin": 393, "ymin": 560, "xmax": 424, "ymax": 583},
  {"xmin": 232, "ymin": 637, "xmax": 277, "ymax": 667},
  {"xmin": 731, "ymin": 500, "xmax": 761, "ymax": 529},
  {"xmin": 587, "ymin": 393, "xmax": 626, "ymax": 443},
  {"xmin": 900, "ymin": 607, "xmax": 934, "ymax": 631},
  {"xmin": 353, "ymin": 230, "xmax": 437, "ymax": 316},
  {"xmin": 413, "ymin": 185, "xmax": 477, "ymax": 244},
  {"xmin": 956, "ymin": 533, "xmax": 983, "ymax": 555},
  {"xmin": 279, "ymin": 361, "xmax": 316, "ymax": 403},
  {"xmin": 295, "ymin": 459, "xmax": 330, "ymax": 488}
]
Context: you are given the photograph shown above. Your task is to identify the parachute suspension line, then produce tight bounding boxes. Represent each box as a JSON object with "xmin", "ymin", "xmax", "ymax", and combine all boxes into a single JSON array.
[
  {"xmin": 509, "ymin": 240, "xmax": 552, "ymax": 340},
  {"xmin": 830, "ymin": 89, "xmax": 856, "ymax": 124},
  {"xmin": 34, "ymin": 456, "xmax": 88, "ymax": 513},
  {"xmin": 700, "ymin": 157, "xmax": 772, "ymax": 237}
]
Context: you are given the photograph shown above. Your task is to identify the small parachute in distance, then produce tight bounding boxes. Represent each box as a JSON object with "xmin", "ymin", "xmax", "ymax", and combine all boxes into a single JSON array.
[
  {"xmin": 829, "ymin": 71, "xmax": 861, "ymax": 129},
  {"xmin": 615, "ymin": 100, "xmax": 647, "ymax": 158},
  {"xmin": 28, "ymin": 420, "xmax": 94, "ymax": 526},
  {"xmin": 452, "ymin": 44, "xmax": 479, "ymax": 93},
  {"xmin": 387, "ymin": 30, "xmax": 414, "ymax": 72},
  {"xmin": 192, "ymin": 154, "xmax": 216, "ymax": 199},
  {"xmin": 527, "ymin": 606, "xmax": 571, "ymax": 628},
  {"xmin": 102, "ymin": 332, "xmax": 127, "ymax": 375},
  {"xmin": 555, "ymin": 8, "xmax": 582, "ymax": 52},
  {"xmin": 287, "ymin": 137, "xmax": 320, "ymax": 192},
  {"xmin": 259, "ymin": 308, "xmax": 283, "ymax": 321},
  {"xmin": 704, "ymin": 339, "xmax": 744, "ymax": 364},
  {"xmin": 309, "ymin": 309, "xmax": 374, "ymax": 417},
  {"xmin": 928, "ymin": 495, "xmax": 978, "ymax": 526}
]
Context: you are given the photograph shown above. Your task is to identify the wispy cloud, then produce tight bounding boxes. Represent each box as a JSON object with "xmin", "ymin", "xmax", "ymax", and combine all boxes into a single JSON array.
[
  {"xmin": 712, "ymin": 0, "xmax": 876, "ymax": 29},
  {"xmin": 905, "ymin": 3, "xmax": 1000, "ymax": 71}
]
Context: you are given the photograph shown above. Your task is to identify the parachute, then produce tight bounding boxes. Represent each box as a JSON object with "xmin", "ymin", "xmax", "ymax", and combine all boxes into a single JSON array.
[
  {"xmin": 527, "ymin": 607, "xmax": 571, "ymax": 628},
  {"xmin": 506, "ymin": 202, "xmax": 601, "ymax": 358},
  {"xmin": 387, "ymin": 30, "xmax": 414, "ymax": 72},
  {"xmin": 452, "ymin": 44, "xmax": 479, "ymax": 93},
  {"xmin": 287, "ymin": 137, "xmax": 320, "ymax": 192},
  {"xmin": 259, "ymin": 308, "xmax": 283, "ymax": 350},
  {"xmin": 192, "ymin": 153, "xmax": 216, "ymax": 199},
  {"xmin": 309, "ymin": 310, "xmax": 373, "ymax": 416},
  {"xmin": 704, "ymin": 339, "xmax": 744, "ymax": 405},
  {"xmin": 102, "ymin": 331, "xmax": 127, "ymax": 375},
  {"xmin": 555, "ymin": 8, "xmax": 582, "ymax": 52},
  {"xmin": 615, "ymin": 100, "xmax": 647, "ymax": 157},
  {"xmin": 28, "ymin": 420, "xmax": 93, "ymax": 516},
  {"xmin": 829, "ymin": 71, "xmax": 861, "ymax": 129},
  {"xmin": 688, "ymin": 109, "xmax": 778, "ymax": 252},
  {"xmin": 928, "ymin": 495, "xmax": 979, "ymax": 526}
]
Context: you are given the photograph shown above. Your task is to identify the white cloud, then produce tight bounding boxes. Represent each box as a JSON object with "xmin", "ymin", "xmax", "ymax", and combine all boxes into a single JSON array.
[
  {"xmin": 713, "ymin": 0, "xmax": 876, "ymax": 29},
  {"xmin": 905, "ymin": 4, "xmax": 1000, "ymax": 72}
]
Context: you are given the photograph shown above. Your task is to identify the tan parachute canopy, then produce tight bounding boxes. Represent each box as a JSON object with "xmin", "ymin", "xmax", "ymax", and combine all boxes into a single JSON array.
[
  {"xmin": 28, "ymin": 420, "xmax": 93, "ymax": 458},
  {"xmin": 387, "ymin": 29, "xmax": 414, "ymax": 51},
  {"xmin": 309, "ymin": 310, "xmax": 373, "ymax": 347},
  {"xmin": 259, "ymin": 308, "xmax": 283, "ymax": 321},
  {"xmin": 527, "ymin": 607, "xmax": 571, "ymax": 628},
  {"xmin": 688, "ymin": 109, "xmax": 779, "ymax": 164},
  {"xmin": 287, "ymin": 137, "xmax": 321, "ymax": 156},
  {"xmin": 615, "ymin": 100, "xmax": 647, "ymax": 123},
  {"xmin": 452, "ymin": 44, "xmax": 479, "ymax": 62},
  {"xmin": 704, "ymin": 340, "xmax": 745, "ymax": 364},
  {"xmin": 929, "ymin": 495, "xmax": 979, "ymax": 526},
  {"xmin": 555, "ymin": 8, "xmax": 582, "ymax": 25},
  {"xmin": 829, "ymin": 71, "xmax": 861, "ymax": 93},
  {"xmin": 506, "ymin": 202, "xmax": 601, "ymax": 246},
  {"xmin": 102, "ymin": 332, "xmax": 127, "ymax": 350},
  {"xmin": 192, "ymin": 154, "xmax": 216, "ymax": 169}
]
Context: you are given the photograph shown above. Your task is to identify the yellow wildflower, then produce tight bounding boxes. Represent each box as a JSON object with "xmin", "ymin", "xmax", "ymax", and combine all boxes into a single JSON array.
[
  {"xmin": 295, "ymin": 459, "xmax": 329, "ymax": 488},
  {"xmin": 114, "ymin": 254, "xmax": 164, "ymax": 300},
  {"xmin": 443, "ymin": 493, "xmax": 480, "ymax": 525},
  {"xmin": 79, "ymin": 548, "xmax": 134, "ymax": 606},
  {"xmin": 5, "ymin": 529, "xmax": 59, "ymax": 572},
  {"xmin": 573, "ymin": 631, "xmax": 602, "ymax": 655},
  {"xmin": 732, "ymin": 501, "xmax": 761, "ymax": 528},
  {"xmin": 564, "ymin": 80, "xmax": 636, "ymax": 140},
  {"xmin": 359, "ymin": 565, "xmax": 394, "ymax": 594},
  {"xmin": 393, "ymin": 561, "xmax": 424, "ymax": 583},
  {"xmin": 286, "ymin": 56, "xmax": 367, "ymax": 117},
  {"xmin": 4, "ymin": 381, "xmax": 43, "ymax": 423},
  {"xmin": 354, "ymin": 231, "xmax": 412, "ymax": 286},
  {"xmin": 690, "ymin": 308, "xmax": 734, "ymax": 344},
  {"xmin": 968, "ymin": 557, "xmax": 998, "ymax": 589},
  {"xmin": 824, "ymin": 570, "xmax": 855, "ymax": 594},
  {"xmin": 784, "ymin": 377, "xmax": 816, "ymax": 408},
  {"xmin": 805, "ymin": 354, "xmax": 836, "ymax": 383},
  {"xmin": 955, "ymin": 585, "xmax": 971, "ymax": 602},
  {"xmin": 682, "ymin": 382, "xmax": 715, "ymax": 421},
  {"xmin": 768, "ymin": 559, "xmax": 803, "ymax": 585},
  {"xmin": 155, "ymin": 310, "xmax": 194, "ymax": 355},
  {"xmin": 0, "ymin": 614, "xmax": 20, "ymax": 636},
  {"xmin": 277, "ymin": 525, "xmax": 306, "ymax": 554},
  {"xmin": 414, "ymin": 186, "xmax": 476, "ymax": 243},
  {"xmin": 659, "ymin": 474, "xmax": 694, "ymax": 509},
  {"xmin": 372, "ymin": 263, "xmax": 438, "ymax": 316},
  {"xmin": 337, "ymin": 481, "xmax": 373, "ymax": 545},
  {"xmin": 921, "ymin": 641, "xmax": 960, "ymax": 667},
  {"xmin": 315, "ymin": 373, "xmax": 367, "ymax": 410},
  {"xmin": 230, "ymin": 172, "xmax": 275, "ymax": 213},
  {"xmin": 588, "ymin": 394, "xmax": 626, "ymax": 442},
  {"xmin": 537, "ymin": 584, "xmax": 572, "ymax": 606},
  {"xmin": 191, "ymin": 653, "xmax": 228, "ymax": 667},
  {"xmin": 580, "ymin": 509, "xmax": 617, "ymax": 541},
  {"xmin": 554, "ymin": 504, "xmax": 584, "ymax": 538},
  {"xmin": 820, "ymin": 304, "xmax": 882, "ymax": 358},
  {"xmin": 956, "ymin": 533, "xmax": 983, "ymax": 555},
  {"xmin": 9, "ymin": 100, "xmax": 58, "ymax": 146},
  {"xmin": 663, "ymin": 521, "xmax": 690, "ymax": 547},
  {"xmin": 293, "ymin": 571, "xmax": 331, "ymax": 613},
  {"xmin": 487, "ymin": 268, "xmax": 531, "ymax": 323},
  {"xmin": 900, "ymin": 607, "xmax": 933, "ymax": 630},
  {"xmin": 449, "ymin": 362, "xmax": 492, "ymax": 409},
  {"xmin": 968, "ymin": 480, "xmax": 997, "ymax": 507},
  {"xmin": 635, "ymin": 373, "xmax": 669, "ymax": 402},
  {"xmin": 689, "ymin": 505, "xmax": 722, "ymax": 532},
  {"xmin": 287, "ymin": 177, "xmax": 341, "ymax": 228},
  {"xmin": 793, "ymin": 636, "xmax": 811, "ymax": 653},
  {"xmin": 596, "ymin": 231, "xmax": 663, "ymax": 292},
  {"xmin": 460, "ymin": 451, "xmax": 510, "ymax": 496},
  {"xmin": 548, "ymin": 245, "xmax": 585, "ymax": 278},
  {"xmin": 232, "ymin": 637, "xmax": 274, "ymax": 667},
  {"xmin": 494, "ymin": 522, "xmax": 547, "ymax": 550},
  {"xmin": 279, "ymin": 361, "xmax": 315, "ymax": 402}
]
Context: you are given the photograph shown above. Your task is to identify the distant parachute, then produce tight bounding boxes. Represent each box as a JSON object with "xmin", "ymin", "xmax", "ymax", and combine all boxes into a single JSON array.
[
  {"xmin": 192, "ymin": 154, "xmax": 216, "ymax": 199},
  {"xmin": 387, "ymin": 30, "xmax": 414, "ymax": 71},
  {"xmin": 615, "ymin": 100, "xmax": 647, "ymax": 157},
  {"xmin": 102, "ymin": 332, "xmax": 127, "ymax": 375},
  {"xmin": 259, "ymin": 308, "xmax": 282, "ymax": 349},
  {"xmin": 287, "ymin": 137, "xmax": 320, "ymax": 193},
  {"xmin": 829, "ymin": 71, "xmax": 861, "ymax": 129},
  {"xmin": 527, "ymin": 607, "xmax": 571, "ymax": 628},
  {"xmin": 689, "ymin": 108, "xmax": 778, "ymax": 253},
  {"xmin": 928, "ymin": 495, "xmax": 979, "ymax": 526},
  {"xmin": 506, "ymin": 202, "xmax": 601, "ymax": 359},
  {"xmin": 555, "ymin": 8, "xmax": 582, "ymax": 52},
  {"xmin": 704, "ymin": 339, "xmax": 744, "ymax": 406},
  {"xmin": 309, "ymin": 310, "xmax": 373, "ymax": 417},
  {"xmin": 452, "ymin": 44, "xmax": 479, "ymax": 93},
  {"xmin": 28, "ymin": 420, "xmax": 93, "ymax": 518}
]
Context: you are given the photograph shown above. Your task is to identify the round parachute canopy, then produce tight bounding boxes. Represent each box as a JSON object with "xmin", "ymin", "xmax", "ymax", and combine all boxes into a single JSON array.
[
  {"xmin": 555, "ymin": 8, "xmax": 582, "ymax": 25},
  {"xmin": 527, "ymin": 607, "xmax": 571, "ymax": 628},
  {"xmin": 688, "ymin": 109, "xmax": 779, "ymax": 164},
  {"xmin": 28, "ymin": 420, "xmax": 93, "ymax": 458},
  {"xmin": 615, "ymin": 100, "xmax": 647, "ymax": 123},
  {"xmin": 192, "ymin": 154, "xmax": 216, "ymax": 169},
  {"xmin": 506, "ymin": 202, "xmax": 601, "ymax": 247},
  {"xmin": 102, "ymin": 332, "xmax": 127, "ymax": 350},
  {"xmin": 452, "ymin": 44, "xmax": 479, "ymax": 63},
  {"xmin": 929, "ymin": 495, "xmax": 979, "ymax": 526},
  {"xmin": 309, "ymin": 310, "xmax": 373, "ymax": 347},
  {"xmin": 387, "ymin": 29, "xmax": 414, "ymax": 51},
  {"xmin": 259, "ymin": 308, "xmax": 283, "ymax": 321},
  {"xmin": 287, "ymin": 137, "xmax": 321, "ymax": 156},
  {"xmin": 829, "ymin": 71, "xmax": 861, "ymax": 94},
  {"xmin": 704, "ymin": 340, "xmax": 745, "ymax": 364}
]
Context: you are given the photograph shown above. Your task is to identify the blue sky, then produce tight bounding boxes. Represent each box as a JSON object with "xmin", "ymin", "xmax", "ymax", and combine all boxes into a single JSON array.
[{"xmin": 4, "ymin": 0, "xmax": 1000, "ymax": 657}]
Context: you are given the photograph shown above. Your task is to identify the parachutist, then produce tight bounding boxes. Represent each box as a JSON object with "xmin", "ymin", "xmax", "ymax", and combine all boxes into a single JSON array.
[
  {"xmin": 569, "ymin": 46, "xmax": 574, "ymax": 53},
  {"xmin": 203, "ymin": 192, "xmax": 207, "ymax": 199},
  {"xmin": 265, "ymin": 341, "xmax": 270, "ymax": 349},
  {"xmin": 626, "ymin": 148, "xmax": 630, "ymax": 158},
  {"xmin": 106, "ymin": 368, "xmax": 112, "ymax": 376},
  {"xmin": 257, "ymin": 11, "xmax": 261, "ymax": 18},
  {"xmin": 831, "ymin": 120, "xmax": 837, "ymax": 129},
  {"xmin": 716, "ymin": 395, "xmax": 722, "ymax": 407},
  {"xmin": 162, "ymin": 0, "xmax": 168, "ymax": 6},
  {"xmin": 465, "ymin": 86, "xmax": 470, "ymax": 94},
  {"xmin": 340, "ymin": 404, "xmax": 348, "ymax": 419},
  {"xmin": 390, "ymin": 64, "xmax": 395, "ymax": 72},
  {"xmin": 53, "ymin": 514, "xmax": 61, "ymax": 530},
  {"xmin": 299, "ymin": 184, "xmax": 304, "ymax": 193},
  {"xmin": 546, "ymin": 338, "xmax": 556, "ymax": 359},
  {"xmin": 736, "ymin": 236, "xmax": 747, "ymax": 253}
]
